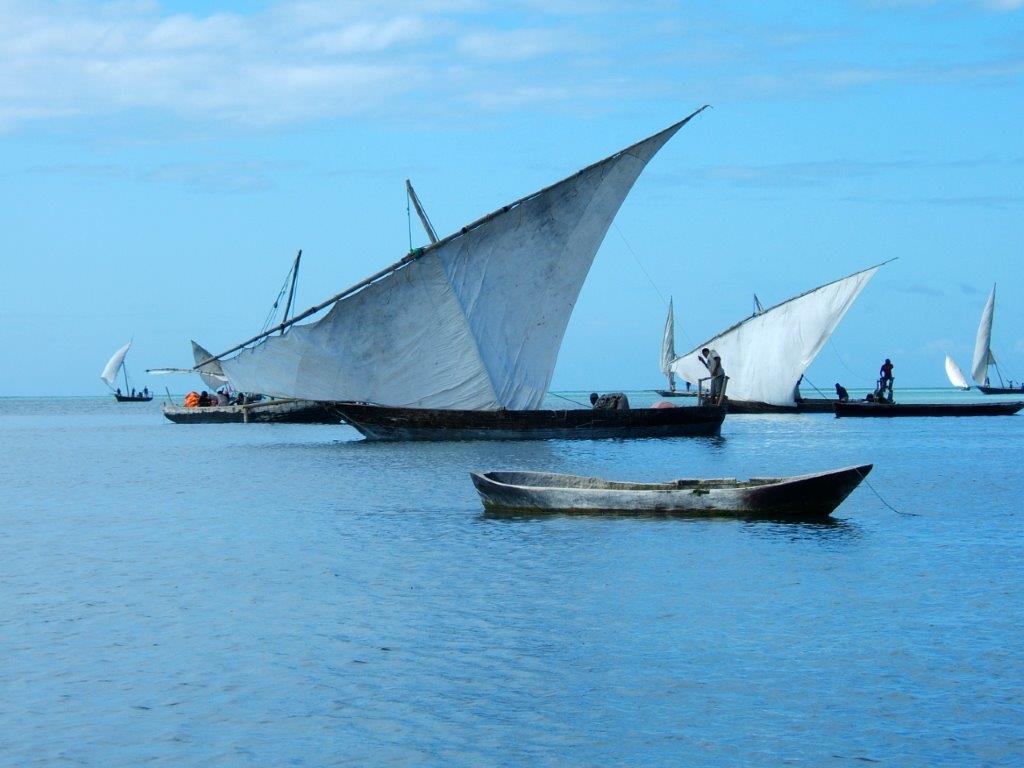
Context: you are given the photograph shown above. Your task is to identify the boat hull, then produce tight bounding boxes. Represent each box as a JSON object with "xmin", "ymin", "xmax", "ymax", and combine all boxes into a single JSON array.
[
  {"xmin": 654, "ymin": 389, "xmax": 697, "ymax": 398},
  {"xmin": 978, "ymin": 385, "xmax": 1024, "ymax": 395},
  {"xmin": 471, "ymin": 464, "xmax": 872, "ymax": 519},
  {"xmin": 834, "ymin": 401, "xmax": 1024, "ymax": 417},
  {"xmin": 114, "ymin": 394, "xmax": 153, "ymax": 403},
  {"xmin": 727, "ymin": 398, "xmax": 835, "ymax": 414},
  {"xmin": 163, "ymin": 399, "xmax": 339, "ymax": 424},
  {"xmin": 332, "ymin": 402, "xmax": 726, "ymax": 442}
]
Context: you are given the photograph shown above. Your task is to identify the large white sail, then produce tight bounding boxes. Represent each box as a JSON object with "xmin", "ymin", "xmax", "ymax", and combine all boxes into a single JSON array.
[
  {"xmin": 971, "ymin": 285, "xmax": 996, "ymax": 386},
  {"xmin": 670, "ymin": 264, "xmax": 882, "ymax": 406},
  {"xmin": 660, "ymin": 297, "xmax": 676, "ymax": 377},
  {"xmin": 192, "ymin": 341, "xmax": 228, "ymax": 391},
  {"xmin": 100, "ymin": 341, "xmax": 132, "ymax": 388},
  {"xmin": 944, "ymin": 355, "xmax": 970, "ymax": 390},
  {"xmin": 219, "ymin": 111, "xmax": 706, "ymax": 409}
]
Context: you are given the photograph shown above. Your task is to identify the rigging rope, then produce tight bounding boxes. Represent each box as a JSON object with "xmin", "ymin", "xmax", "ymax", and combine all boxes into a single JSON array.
[
  {"xmin": 853, "ymin": 466, "xmax": 915, "ymax": 517},
  {"xmin": 257, "ymin": 262, "xmax": 297, "ymax": 338},
  {"xmin": 612, "ymin": 222, "xmax": 696, "ymax": 349}
]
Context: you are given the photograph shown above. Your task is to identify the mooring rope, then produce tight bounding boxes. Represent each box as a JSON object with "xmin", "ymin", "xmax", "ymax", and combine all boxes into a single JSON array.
[{"xmin": 852, "ymin": 466, "xmax": 915, "ymax": 516}]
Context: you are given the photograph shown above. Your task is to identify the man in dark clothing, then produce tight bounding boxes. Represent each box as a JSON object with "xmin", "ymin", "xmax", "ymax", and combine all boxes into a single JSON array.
[
  {"xmin": 879, "ymin": 358, "xmax": 894, "ymax": 400},
  {"xmin": 835, "ymin": 383, "xmax": 849, "ymax": 402}
]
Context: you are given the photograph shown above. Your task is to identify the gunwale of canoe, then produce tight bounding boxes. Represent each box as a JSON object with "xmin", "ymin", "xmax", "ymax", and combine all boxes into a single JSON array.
[
  {"xmin": 162, "ymin": 399, "xmax": 338, "ymax": 424},
  {"xmin": 834, "ymin": 401, "xmax": 1024, "ymax": 417},
  {"xmin": 471, "ymin": 464, "xmax": 872, "ymax": 518}
]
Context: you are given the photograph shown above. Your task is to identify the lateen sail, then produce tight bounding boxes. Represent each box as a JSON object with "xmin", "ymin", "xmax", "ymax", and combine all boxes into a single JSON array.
[
  {"xmin": 192, "ymin": 341, "xmax": 228, "ymax": 391},
  {"xmin": 660, "ymin": 297, "xmax": 676, "ymax": 377},
  {"xmin": 971, "ymin": 285, "xmax": 996, "ymax": 386},
  {"xmin": 101, "ymin": 341, "xmax": 132, "ymax": 387},
  {"xmin": 944, "ymin": 355, "xmax": 970, "ymax": 390},
  {"xmin": 219, "ymin": 111, "xmax": 706, "ymax": 409},
  {"xmin": 670, "ymin": 264, "xmax": 882, "ymax": 406}
]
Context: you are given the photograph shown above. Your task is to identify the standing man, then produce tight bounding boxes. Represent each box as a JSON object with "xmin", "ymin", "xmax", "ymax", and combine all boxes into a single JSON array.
[
  {"xmin": 879, "ymin": 358, "xmax": 894, "ymax": 400},
  {"xmin": 700, "ymin": 347, "xmax": 725, "ymax": 401}
]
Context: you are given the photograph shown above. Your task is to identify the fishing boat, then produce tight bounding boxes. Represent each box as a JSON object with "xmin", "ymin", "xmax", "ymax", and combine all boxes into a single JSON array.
[
  {"xmin": 972, "ymin": 285, "xmax": 1023, "ymax": 394},
  {"xmin": 162, "ymin": 398, "xmax": 338, "ymax": 424},
  {"xmin": 668, "ymin": 263, "xmax": 889, "ymax": 413},
  {"xmin": 945, "ymin": 355, "xmax": 971, "ymax": 390},
  {"xmin": 470, "ymin": 464, "xmax": 872, "ymax": 518},
  {"xmin": 332, "ymin": 401, "xmax": 724, "ymax": 441},
  {"xmin": 190, "ymin": 108, "xmax": 724, "ymax": 440},
  {"xmin": 834, "ymin": 401, "xmax": 1024, "ymax": 417},
  {"xmin": 101, "ymin": 341, "xmax": 152, "ymax": 402},
  {"xmin": 654, "ymin": 297, "xmax": 696, "ymax": 397}
]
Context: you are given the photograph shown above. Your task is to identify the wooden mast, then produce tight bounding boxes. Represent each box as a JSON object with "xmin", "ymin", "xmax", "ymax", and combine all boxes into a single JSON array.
[
  {"xmin": 406, "ymin": 180, "xmax": 438, "ymax": 244},
  {"xmin": 281, "ymin": 249, "xmax": 302, "ymax": 331}
]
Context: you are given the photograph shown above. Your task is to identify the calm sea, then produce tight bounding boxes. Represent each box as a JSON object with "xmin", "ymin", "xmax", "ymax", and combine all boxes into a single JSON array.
[{"xmin": 2, "ymin": 392, "xmax": 1022, "ymax": 766}]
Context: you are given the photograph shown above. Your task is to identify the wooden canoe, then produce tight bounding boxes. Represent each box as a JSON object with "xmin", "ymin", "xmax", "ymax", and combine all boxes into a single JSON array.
[
  {"xmin": 471, "ymin": 464, "xmax": 872, "ymax": 518},
  {"xmin": 834, "ymin": 401, "xmax": 1024, "ymax": 417},
  {"xmin": 114, "ymin": 393, "xmax": 153, "ymax": 403},
  {"xmin": 978, "ymin": 385, "xmax": 1024, "ymax": 395},
  {"xmin": 162, "ymin": 398, "xmax": 339, "ymax": 424},
  {"xmin": 331, "ymin": 402, "xmax": 726, "ymax": 442}
]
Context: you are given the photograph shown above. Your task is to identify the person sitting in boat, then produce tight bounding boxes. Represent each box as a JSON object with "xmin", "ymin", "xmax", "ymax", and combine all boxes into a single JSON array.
[
  {"xmin": 589, "ymin": 392, "xmax": 630, "ymax": 410},
  {"xmin": 116, "ymin": 388, "xmax": 122, "ymax": 396},
  {"xmin": 198, "ymin": 391, "xmax": 211, "ymax": 407},
  {"xmin": 184, "ymin": 391, "xmax": 200, "ymax": 408},
  {"xmin": 793, "ymin": 375, "xmax": 804, "ymax": 402},
  {"xmin": 700, "ymin": 347, "xmax": 725, "ymax": 400},
  {"xmin": 835, "ymin": 383, "xmax": 849, "ymax": 403},
  {"xmin": 142, "ymin": 386, "xmax": 149, "ymax": 398},
  {"xmin": 131, "ymin": 388, "xmax": 136, "ymax": 398}
]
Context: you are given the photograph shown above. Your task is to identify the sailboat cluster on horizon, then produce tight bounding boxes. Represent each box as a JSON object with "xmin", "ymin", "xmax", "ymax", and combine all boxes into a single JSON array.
[{"xmin": 946, "ymin": 284, "xmax": 1023, "ymax": 394}]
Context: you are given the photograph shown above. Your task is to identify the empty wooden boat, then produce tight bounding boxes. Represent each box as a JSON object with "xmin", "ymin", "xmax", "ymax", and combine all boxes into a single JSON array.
[
  {"xmin": 471, "ymin": 464, "xmax": 872, "ymax": 518},
  {"xmin": 834, "ymin": 401, "xmax": 1024, "ymax": 417}
]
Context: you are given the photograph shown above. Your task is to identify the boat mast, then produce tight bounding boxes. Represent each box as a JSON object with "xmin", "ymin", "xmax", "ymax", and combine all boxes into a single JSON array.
[
  {"xmin": 121, "ymin": 356, "xmax": 130, "ymax": 393},
  {"xmin": 406, "ymin": 180, "xmax": 438, "ymax": 244},
  {"xmin": 281, "ymin": 249, "xmax": 302, "ymax": 332}
]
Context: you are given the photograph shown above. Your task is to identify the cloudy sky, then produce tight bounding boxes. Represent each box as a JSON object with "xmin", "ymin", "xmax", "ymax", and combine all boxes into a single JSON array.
[{"xmin": 2, "ymin": 0, "xmax": 1022, "ymax": 395}]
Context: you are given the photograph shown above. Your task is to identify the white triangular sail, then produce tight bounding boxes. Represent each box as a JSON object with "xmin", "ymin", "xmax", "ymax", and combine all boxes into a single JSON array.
[
  {"xmin": 971, "ymin": 285, "xmax": 996, "ymax": 386},
  {"xmin": 944, "ymin": 355, "xmax": 970, "ymax": 390},
  {"xmin": 660, "ymin": 297, "xmax": 676, "ymax": 381},
  {"xmin": 192, "ymin": 341, "xmax": 228, "ymax": 391},
  {"xmin": 101, "ymin": 341, "xmax": 132, "ymax": 388},
  {"xmin": 670, "ymin": 264, "xmax": 882, "ymax": 406},
  {"xmin": 218, "ymin": 111, "xmax": 706, "ymax": 409}
]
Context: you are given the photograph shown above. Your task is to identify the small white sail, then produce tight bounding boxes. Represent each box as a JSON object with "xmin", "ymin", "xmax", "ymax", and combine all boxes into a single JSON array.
[
  {"xmin": 219, "ymin": 110, "xmax": 707, "ymax": 409},
  {"xmin": 670, "ymin": 264, "xmax": 883, "ymax": 406},
  {"xmin": 971, "ymin": 284, "xmax": 996, "ymax": 386},
  {"xmin": 660, "ymin": 297, "xmax": 676, "ymax": 376},
  {"xmin": 944, "ymin": 355, "xmax": 970, "ymax": 390},
  {"xmin": 192, "ymin": 341, "xmax": 228, "ymax": 391},
  {"xmin": 101, "ymin": 341, "xmax": 132, "ymax": 388}
]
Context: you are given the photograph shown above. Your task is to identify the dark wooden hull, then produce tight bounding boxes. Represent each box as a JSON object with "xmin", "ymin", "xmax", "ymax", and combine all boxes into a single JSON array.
[
  {"xmin": 727, "ymin": 398, "xmax": 835, "ymax": 414},
  {"xmin": 834, "ymin": 401, "xmax": 1024, "ymax": 418},
  {"xmin": 331, "ymin": 402, "xmax": 726, "ymax": 442},
  {"xmin": 472, "ymin": 464, "xmax": 871, "ymax": 519},
  {"xmin": 114, "ymin": 394, "xmax": 153, "ymax": 402},
  {"xmin": 163, "ymin": 399, "xmax": 338, "ymax": 424},
  {"xmin": 654, "ymin": 389, "xmax": 697, "ymax": 398},
  {"xmin": 978, "ymin": 385, "xmax": 1024, "ymax": 395}
]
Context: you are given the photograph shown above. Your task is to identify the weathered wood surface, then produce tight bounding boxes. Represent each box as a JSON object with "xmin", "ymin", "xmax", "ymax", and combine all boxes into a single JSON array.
[
  {"xmin": 331, "ymin": 402, "xmax": 726, "ymax": 442},
  {"xmin": 471, "ymin": 464, "xmax": 872, "ymax": 518},
  {"xmin": 162, "ymin": 399, "xmax": 339, "ymax": 424}
]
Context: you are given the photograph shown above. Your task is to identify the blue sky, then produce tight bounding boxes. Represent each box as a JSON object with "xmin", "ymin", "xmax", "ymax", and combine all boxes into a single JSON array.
[{"xmin": 1, "ymin": 0, "xmax": 1022, "ymax": 396}]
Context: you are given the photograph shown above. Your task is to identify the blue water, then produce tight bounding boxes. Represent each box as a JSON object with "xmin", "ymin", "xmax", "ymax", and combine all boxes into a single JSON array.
[{"xmin": 2, "ymin": 393, "xmax": 1022, "ymax": 766}]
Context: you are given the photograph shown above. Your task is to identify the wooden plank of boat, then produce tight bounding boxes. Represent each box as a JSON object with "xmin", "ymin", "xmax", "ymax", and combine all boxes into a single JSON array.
[
  {"xmin": 162, "ymin": 399, "xmax": 339, "ymax": 424},
  {"xmin": 331, "ymin": 402, "xmax": 726, "ymax": 441},
  {"xmin": 978, "ymin": 385, "xmax": 1024, "ymax": 395},
  {"xmin": 834, "ymin": 401, "xmax": 1024, "ymax": 417},
  {"xmin": 471, "ymin": 464, "xmax": 872, "ymax": 518},
  {"xmin": 727, "ymin": 398, "xmax": 835, "ymax": 414}
]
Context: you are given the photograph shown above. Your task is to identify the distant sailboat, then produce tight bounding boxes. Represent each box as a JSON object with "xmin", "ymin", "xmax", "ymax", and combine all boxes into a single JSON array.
[
  {"xmin": 972, "ymin": 284, "xmax": 1023, "ymax": 394},
  {"xmin": 101, "ymin": 341, "xmax": 152, "ymax": 402},
  {"xmin": 670, "ymin": 262, "xmax": 888, "ymax": 411},
  {"xmin": 944, "ymin": 355, "xmax": 970, "ymax": 390},
  {"xmin": 193, "ymin": 108, "xmax": 728, "ymax": 440}
]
